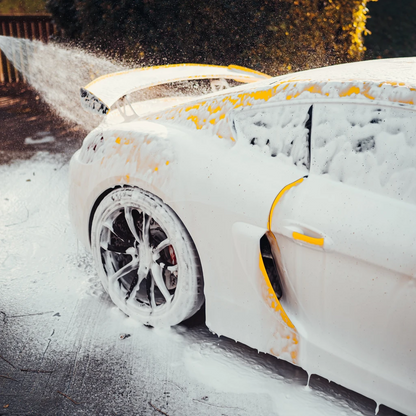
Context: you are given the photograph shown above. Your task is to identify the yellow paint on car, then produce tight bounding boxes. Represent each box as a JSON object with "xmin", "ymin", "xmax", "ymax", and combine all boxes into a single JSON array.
[
  {"xmin": 86, "ymin": 63, "xmax": 268, "ymax": 89},
  {"xmin": 259, "ymin": 253, "xmax": 296, "ymax": 329},
  {"xmin": 268, "ymin": 177, "xmax": 305, "ymax": 231},
  {"xmin": 186, "ymin": 102, "xmax": 206, "ymax": 112},
  {"xmin": 115, "ymin": 137, "xmax": 133, "ymax": 145},
  {"xmin": 235, "ymin": 89, "xmax": 273, "ymax": 107},
  {"xmin": 187, "ymin": 115, "xmax": 204, "ymax": 130},
  {"xmin": 361, "ymin": 84, "xmax": 375, "ymax": 100},
  {"xmin": 292, "ymin": 231, "xmax": 324, "ymax": 247},
  {"xmin": 222, "ymin": 96, "xmax": 239, "ymax": 105},
  {"xmin": 259, "ymin": 252, "xmax": 299, "ymax": 363},
  {"xmin": 228, "ymin": 64, "xmax": 272, "ymax": 79},
  {"xmin": 207, "ymin": 105, "xmax": 222, "ymax": 114},
  {"xmin": 305, "ymin": 84, "xmax": 323, "ymax": 94},
  {"xmin": 339, "ymin": 86, "xmax": 361, "ymax": 97}
]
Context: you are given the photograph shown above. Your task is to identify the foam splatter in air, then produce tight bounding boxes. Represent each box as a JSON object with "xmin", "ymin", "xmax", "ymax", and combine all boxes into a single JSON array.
[{"xmin": 0, "ymin": 36, "xmax": 126, "ymax": 130}]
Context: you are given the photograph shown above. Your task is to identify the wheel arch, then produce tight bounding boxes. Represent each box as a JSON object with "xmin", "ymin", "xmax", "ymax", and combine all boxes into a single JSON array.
[
  {"xmin": 87, "ymin": 183, "xmax": 202, "ymax": 269},
  {"xmin": 88, "ymin": 185, "xmax": 122, "ymax": 245}
]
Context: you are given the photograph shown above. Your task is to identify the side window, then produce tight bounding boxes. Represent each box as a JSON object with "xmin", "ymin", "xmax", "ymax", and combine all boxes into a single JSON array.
[
  {"xmin": 232, "ymin": 104, "xmax": 312, "ymax": 170},
  {"xmin": 312, "ymin": 103, "xmax": 416, "ymax": 205}
]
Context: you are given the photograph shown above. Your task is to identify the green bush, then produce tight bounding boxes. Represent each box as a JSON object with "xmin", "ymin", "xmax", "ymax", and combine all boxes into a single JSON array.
[{"xmin": 47, "ymin": 0, "xmax": 376, "ymax": 75}]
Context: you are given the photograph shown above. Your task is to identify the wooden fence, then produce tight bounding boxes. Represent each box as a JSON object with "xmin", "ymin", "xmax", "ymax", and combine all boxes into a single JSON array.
[{"xmin": 0, "ymin": 15, "xmax": 58, "ymax": 83}]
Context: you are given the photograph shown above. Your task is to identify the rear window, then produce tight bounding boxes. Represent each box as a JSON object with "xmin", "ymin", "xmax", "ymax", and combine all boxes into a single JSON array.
[{"xmin": 312, "ymin": 103, "xmax": 416, "ymax": 205}]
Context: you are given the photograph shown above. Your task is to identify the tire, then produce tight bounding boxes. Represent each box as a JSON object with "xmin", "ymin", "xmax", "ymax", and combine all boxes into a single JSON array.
[{"xmin": 91, "ymin": 187, "xmax": 204, "ymax": 327}]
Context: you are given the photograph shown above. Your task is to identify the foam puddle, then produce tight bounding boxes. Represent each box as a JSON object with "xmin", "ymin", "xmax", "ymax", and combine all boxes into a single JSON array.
[
  {"xmin": 0, "ymin": 36, "xmax": 126, "ymax": 130},
  {"xmin": 182, "ymin": 338, "xmax": 368, "ymax": 416}
]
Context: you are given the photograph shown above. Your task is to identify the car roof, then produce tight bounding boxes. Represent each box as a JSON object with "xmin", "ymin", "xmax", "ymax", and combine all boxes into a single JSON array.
[
  {"xmin": 255, "ymin": 57, "xmax": 416, "ymax": 107},
  {"xmin": 271, "ymin": 57, "xmax": 416, "ymax": 87}
]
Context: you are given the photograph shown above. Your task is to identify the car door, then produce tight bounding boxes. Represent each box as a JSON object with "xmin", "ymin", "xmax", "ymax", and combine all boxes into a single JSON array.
[
  {"xmin": 271, "ymin": 102, "xmax": 416, "ymax": 396},
  {"xmin": 209, "ymin": 101, "xmax": 313, "ymax": 354}
]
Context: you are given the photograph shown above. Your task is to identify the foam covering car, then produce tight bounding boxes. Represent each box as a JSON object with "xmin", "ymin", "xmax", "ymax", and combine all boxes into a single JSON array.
[{"xmin": 69, "ymin": 60, "xmax": 416, "ymax": 415}]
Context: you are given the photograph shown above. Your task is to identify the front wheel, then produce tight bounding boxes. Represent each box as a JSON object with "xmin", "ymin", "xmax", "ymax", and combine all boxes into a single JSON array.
[{"xmin": 91, "ymin": 187, "xmax": 204, "ymax": 327}]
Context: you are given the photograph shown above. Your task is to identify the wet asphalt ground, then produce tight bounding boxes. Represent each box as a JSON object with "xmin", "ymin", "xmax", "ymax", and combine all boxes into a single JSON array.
[{"xmin": 0, "ymin": 84, "xmax": 84, "ymax": 164}]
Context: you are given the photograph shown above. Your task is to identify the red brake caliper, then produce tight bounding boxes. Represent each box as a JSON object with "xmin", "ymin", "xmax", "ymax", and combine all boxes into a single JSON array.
[
  {"xmin": 169, "ymin": 245, "xmax": 177, "ymax": 265},
  {"xmin": 166, "ymin": 246, "xmax": 178, "ymax": 290}
]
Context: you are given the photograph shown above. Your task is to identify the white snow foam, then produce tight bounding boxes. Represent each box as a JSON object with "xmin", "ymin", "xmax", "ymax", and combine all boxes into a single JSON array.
[{"xmin": 0, "ymin": 36, "xmax": 126, "ymax": 130}]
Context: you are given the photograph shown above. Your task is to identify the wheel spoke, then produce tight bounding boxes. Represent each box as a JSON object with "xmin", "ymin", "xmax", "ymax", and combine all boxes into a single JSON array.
[
  {"xmin": 125, "ymin": 207, "xmax": 141, "ymax": 242},
  {"xmin": 153, "ymin": 238, "xmax": 170, "ymax": 254},
  {"xmin": 125, "ymin": 274, "xmax": 138, "ymax": 300},
  {"xmin": 147, "ymin": 274, "xmax": 157, "ymax": 309},
  {"xmin": 125, "ymin": 262, "xmax": 149, "ymax": 302},
  {"xmin": 103, "ymin": 219, "xmax": 115, "ymax": 233},
  {"xmin": 138, "ymin": 263, "xmax": 149, "ymax": 287},
  {"xmin": 142, "ymin": 213, "xmax": 151, "ymax": 244},
  {"xmin": 109, "ymin": 260, "xmax": 138, "ymax": 285},
  {"xmin": 103, "ymin": 219, "xmax": 126, "ymax": 242},
  {"xmin": 105, "ymin": 243, "xmax": 131, "ymax": 254},
  {"xmin": 151, "ymin": 262, "xmax": 172, "ymax": 304}
]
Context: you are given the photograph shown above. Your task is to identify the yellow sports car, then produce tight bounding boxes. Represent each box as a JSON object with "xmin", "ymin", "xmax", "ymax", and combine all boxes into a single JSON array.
[{"xmin": 69, "ymin": 59, "xmax": 416, "ymax": 415}]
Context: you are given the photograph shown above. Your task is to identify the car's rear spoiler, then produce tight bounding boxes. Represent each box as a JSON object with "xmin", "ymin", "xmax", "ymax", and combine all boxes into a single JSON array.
[{"xmin": 80, "ymin": 64, "xmax": 271, "ymax": 115}]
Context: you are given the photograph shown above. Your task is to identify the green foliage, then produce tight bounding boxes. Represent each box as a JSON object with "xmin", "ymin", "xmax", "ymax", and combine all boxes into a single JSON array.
[
  {"xmin": 0, "ymin": 0, "xmax": 47, "ymax": 14},
  {"xmin": 46, "ymin": 0, "xmax": 375, "ymax": 74}
]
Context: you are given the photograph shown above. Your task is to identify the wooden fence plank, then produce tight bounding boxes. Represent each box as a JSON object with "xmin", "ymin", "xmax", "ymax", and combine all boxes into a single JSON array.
[
  {"xmin": 0, "ymin": 51, "xmax": 5, "ymax": 83},
  {"xmin": 0, "ymin": 14, "xmax": 54, "ymax": 84},
  {"xmin": 0, "ymin": 20, "xmax": 4, "ymax": 83},
  {"xmin": 1, "ymin": 21, "xmax": 14, "ymax": 83},
  {"xmin": 8, "ymin": 22, "xmax": 20, "ymax": 82},
  {"xmin": 16, "ymin": 21, "xmax": 26, "ymax": 83}
]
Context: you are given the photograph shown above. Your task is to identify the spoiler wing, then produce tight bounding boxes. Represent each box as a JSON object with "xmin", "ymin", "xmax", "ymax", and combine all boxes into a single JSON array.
[{"xmin": 80, "ymin": 64, "xmax": 271, "ymax": 115}]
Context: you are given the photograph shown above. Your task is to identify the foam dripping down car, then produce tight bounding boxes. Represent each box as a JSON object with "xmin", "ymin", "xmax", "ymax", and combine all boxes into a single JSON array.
[{"xmin": 69, "ymin": 61, "xmax": 416, "ymax": 415}]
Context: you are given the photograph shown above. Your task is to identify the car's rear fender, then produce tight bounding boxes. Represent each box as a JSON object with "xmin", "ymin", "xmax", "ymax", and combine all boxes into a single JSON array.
[
  {"xmin": 69, "ymin": 120, "xmax": 179, "ymax": 248},
  {"xmin": 70, "ymin": 120, "xmax": 306, "ymax": 365}
]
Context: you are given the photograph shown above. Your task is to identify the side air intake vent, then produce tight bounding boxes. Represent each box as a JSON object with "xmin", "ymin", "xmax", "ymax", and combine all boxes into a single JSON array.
[{"xmin": 260, "ymin": 233, "xmax": 283, "ymax": 299}]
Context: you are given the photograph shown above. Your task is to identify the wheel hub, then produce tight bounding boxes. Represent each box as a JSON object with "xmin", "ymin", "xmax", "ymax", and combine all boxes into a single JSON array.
[{"xmin": 138, "ymin": 243, "xmax": 152, "ymax": 273}]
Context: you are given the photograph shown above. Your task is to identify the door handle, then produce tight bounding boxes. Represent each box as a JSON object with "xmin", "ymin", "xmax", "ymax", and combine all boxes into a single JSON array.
[{"xmin": 292, "ymin": 231, "xmax": 324, "ymax": 247}]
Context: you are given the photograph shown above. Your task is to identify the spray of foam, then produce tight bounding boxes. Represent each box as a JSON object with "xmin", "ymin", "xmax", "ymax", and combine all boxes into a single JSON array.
[{"xmin": 0, "ymin": 36, "xmax": 128, "ymax": 131}]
